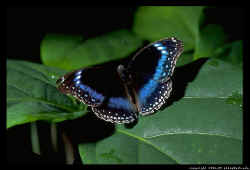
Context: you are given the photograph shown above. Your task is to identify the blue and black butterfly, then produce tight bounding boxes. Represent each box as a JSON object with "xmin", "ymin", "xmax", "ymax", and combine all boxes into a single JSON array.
[{"xmin": 56, "ymin": 37, "xmax": 184, "ymax": 124}]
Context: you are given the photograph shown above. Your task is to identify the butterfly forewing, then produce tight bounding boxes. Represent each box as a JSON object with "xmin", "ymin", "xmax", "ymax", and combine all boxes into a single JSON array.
[
  {"xmin": 127, "ymin": 37, "xmax": 184, "ymax": 115},
  {"xmin": 56, "ymin": 64, "xmax": 138, "ymax": 124},
  {"xmin": 57, "ymin": 68, "xmax": 106, "ymax": 107}
]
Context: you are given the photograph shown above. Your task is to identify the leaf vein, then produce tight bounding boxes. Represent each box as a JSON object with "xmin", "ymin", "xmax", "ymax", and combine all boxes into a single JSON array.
[
  {"xmin": 7, "ymin": 97, "xmax": 75, "ymax": 113},
  {"xmin": 144, "ymin": 132, "xmax": 242, "ymax": 141},
  {"xmin": 116, "ymin": 129, "xmax": 179, "ymax": 164}
]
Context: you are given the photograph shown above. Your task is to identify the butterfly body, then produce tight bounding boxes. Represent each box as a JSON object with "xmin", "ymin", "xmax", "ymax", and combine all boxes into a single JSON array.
[{"xmin": 57, "ymin": 37, "xmax": 184, "ymax": 124}]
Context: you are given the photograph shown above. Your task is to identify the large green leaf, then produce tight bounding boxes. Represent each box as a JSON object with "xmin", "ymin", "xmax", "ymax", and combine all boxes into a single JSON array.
[
  {"xmin": 194, "ymin": 24, "xmax": 228, "ymax": 60},
  {"xmin": 218, "ymin": 40, "xmax": 243, "ymax": 67},
  {"xmin": 176, "ymin": 52, "xmax": 194, "ymax": 67},
  {"xmin": 79, "ymin": 59, "xmax": 242, "ymax": 164},
  {"xmin": 133, "ymin": 6, "xmax": 204, "ymax": 52},
  {"xmin": 41, "ymin": 29, "xmax": 144, "ymax": 71},
  {"xmin": 227, "ymin": 41, "xmax": 243, "ymax": 67},
  {"xmin": 7, "ymin": 60, "xmax": 86, "ymax": 129}
]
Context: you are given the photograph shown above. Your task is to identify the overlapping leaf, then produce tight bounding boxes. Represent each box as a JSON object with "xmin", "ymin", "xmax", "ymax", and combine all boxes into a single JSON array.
[
  {"xmin": 133, "ymin": 6, "xmax": 204, "ymax": 52},
  {"xmin": 41, "ymin": 29, "xmax": 144, "ymax": 71},
  {"xmin": 7, "ymin": 60, "xmax": 86, "ymax": 128},
  {"xmin": 194, "ymin": 24, "xmax": 228, "ymax": 60}
]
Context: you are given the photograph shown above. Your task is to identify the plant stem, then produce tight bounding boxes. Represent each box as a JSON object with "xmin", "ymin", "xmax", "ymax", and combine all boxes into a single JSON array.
[
  {"xmin": 51, "ymin": 123, "xmax": 58, "ymax": 152},
  {"xmin": 31, "ymin": 122, "xmax": 41, "ymax": 155},
  {"xmin": 62, "ymin": 132, "xmax": 74, "ymax": 164}
]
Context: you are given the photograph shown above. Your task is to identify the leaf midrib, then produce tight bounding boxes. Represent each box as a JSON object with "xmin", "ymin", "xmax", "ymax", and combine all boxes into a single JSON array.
[
  {"xmin": 116, "ymin": 128, "xmax": 179, "ymax": 163},
  {"xmin": 7, "ymin": 82, "xmax": 75, "ymax": 112},
  {"xmin": 7, "ymin": 97, "xmax": 75, "ymax": 113},
  {"xmin": 183, "ymin": 96, "xmax": 239, "ymax": 99},
  {"xmin": 116, "ymin": 127, "xmax": 242, "ymax": 164},
  {"xmin": 8, "ymin": 62, "xmax": 56, "ymax": 87},
  {"xmin": 144, "ymin": 132, "xmax": 242, "ymax": 141}
]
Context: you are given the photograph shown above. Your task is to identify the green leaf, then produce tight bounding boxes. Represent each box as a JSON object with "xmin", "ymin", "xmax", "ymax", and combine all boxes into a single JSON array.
[
  {"xmin": 176, "ymin": 52, "xmax": 194, "ymax": 67},
  {"xmin": 194, "ymin": 24, "xmax": 228, "ymax": 60},
  {"xmin": 228, "ymin": 41, "xmax": 243, "ymax": 66},
  {"xmin": 41, "ymin": 29, "xmax": 144, "ymax": 71},
  {"xmin": 79, "ymin": 59, "xmax": 242, "ymax": 164},
  {"xmin": 7, "ymin": 60, "xmax": 86, "ymax": 129},
  {"xmin": 218, "ymin": 40, "xmax": 243, "ymax": 67},
  {"xmin": 185, "ymin": 59, "xmax": 242, "ymax": 98},
  {"xmin": 133, "ymin": 6, "xmax": 204, "ymax": 52}
]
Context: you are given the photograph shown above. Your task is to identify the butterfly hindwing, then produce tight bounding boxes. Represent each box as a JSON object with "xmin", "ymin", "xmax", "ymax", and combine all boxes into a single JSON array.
[
  {"xmin": 92, "ymin": 96, "xmax": 138, "ymax": 124},
  {"xmin": 139, "ymin": 80, "xmax": 173, "ymax": 115}
]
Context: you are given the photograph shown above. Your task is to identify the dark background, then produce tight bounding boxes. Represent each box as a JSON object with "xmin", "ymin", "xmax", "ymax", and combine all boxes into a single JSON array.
[
  {"xmin": 7, "ymin": 7, "xmax": 243, "ymax": 63},
  {"xmin": 7, "ymin": 7, "xmax": 137, "ymax": 63}
]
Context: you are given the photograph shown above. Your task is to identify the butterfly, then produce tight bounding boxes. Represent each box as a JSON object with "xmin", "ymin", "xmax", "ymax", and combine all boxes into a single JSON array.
[{"xmin": 56, "ymin": 37, "xmax": 184, "ymax": 124}]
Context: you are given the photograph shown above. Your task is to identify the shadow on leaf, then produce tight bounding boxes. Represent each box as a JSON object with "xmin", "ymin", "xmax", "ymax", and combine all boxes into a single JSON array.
[{"xmin": 161, "ymin": 57, "xmax": 209, "ymax": 110}]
